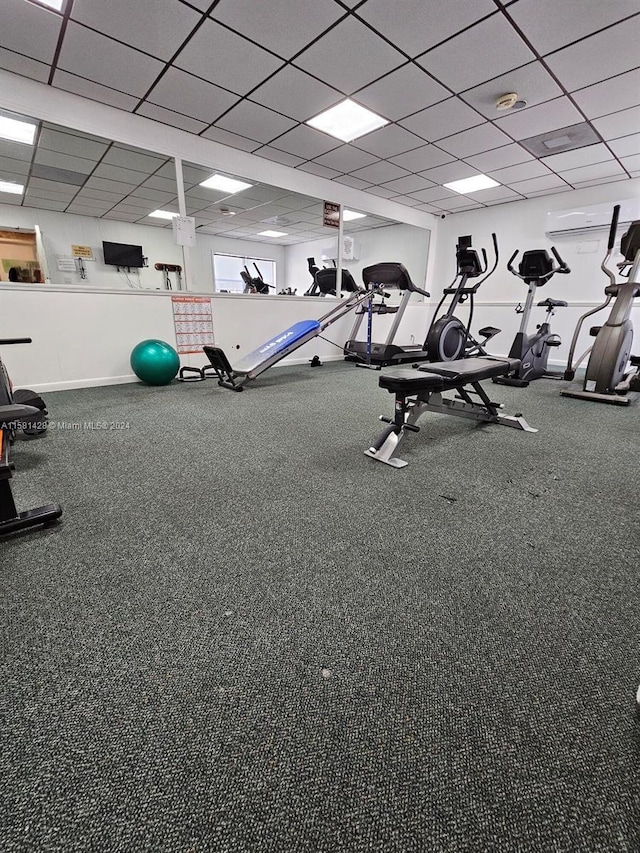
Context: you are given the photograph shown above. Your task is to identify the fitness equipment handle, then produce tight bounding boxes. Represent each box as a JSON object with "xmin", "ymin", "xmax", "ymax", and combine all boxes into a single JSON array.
[
  {"xmin": 507, "ymin": 249, "xmax": 519, "ymax": 274},
  {"xmin": 0, "ymin": 337, "xmax": 32, "ymax": 345},
  {"xmin": 551, "ymin": 246, "xmax": 570, "ymax": 274},
  {"xmin": 607, "ymin": 205, "xmax": 620, "ymax": 251}
]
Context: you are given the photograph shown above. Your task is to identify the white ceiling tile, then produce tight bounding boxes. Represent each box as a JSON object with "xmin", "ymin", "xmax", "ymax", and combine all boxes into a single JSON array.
[
  {"xmin": 216, "ymin": 101, "xmax": 297, "ymax": 144},
  {"xmin": 438, "ymin": 195, "xmax": 484, "ymax": 211},
  {"xmin": 460, "ymin": 62, "xmax": 562, "ymax": 119},
  {"xmin": 0, "ymin": 156, "xmax": 29, "ymax": 176},
  {"xmin": 354, "ymin": 64, "xmax": 449, "ymax": 122},
  {"xmin": 75, "ymin": 188, "xmax": 125, "ymax": 202},
  {"xmin": 271, "ymin": 125, "xmax": 340, "ymax": 159},
  {"xmin": 52, "ymin": 70, "xmax": 139, "ymax": 111},
  {"xmin": 540, "ymin": 143, "xmax": 613, "ymax": 172},
  {"xmin": 174, "ymin": 18, "xmax": 283, "ymax": 96},
  {"xmin": 364, "ymin": 186, "xmax": 398, "ymax": 199},
  {"xmin": 493, "ymin": 97, "xmax": 583, "ymax": 140},
  {"xmin": 26, "ymin": 187, "xmax": 74, "ymax": 202},
  {"xmin": 22, "ymin": 197, "xmax": 67, "ymax": 210},
  {"xmin": 254, "ymin": 147, "xmax": 305, "ymax": 167},
  {"xmin": 142, "ymin": 175, "xmax": 179, "ymax": 192},
  {"xmin": 571, "ymin": 68, "xmax": 640, "ymax": 120},
  {"xmin": 313, "ymin": 145, "xmax": 378, "ymax": 173},
  {"xmin": 545, "ymin": 16, "xmax": 640, "ymax": 92},
  {"xmin": 28, "ymin": 178, "xmax": 78, "ymax": 194},
  {"xmin": 570, "ymin": 175, "xmax": 631, "ymax": 189},
  {"xmin": 592, "ymin": 106, "xmax": 640, "ymax": 141},
  {"xmin": 84, "ymin": 176, "xmax": 139, "ymax": 194},
  {"xmin": 249, "ymin": 67, "xmax": 342, "ymax": 123},
  {"xmin": 354, "ymin": 125, "xmax": 424, "ymax": 158},
  {"xmin": 92, "ymin": 163, "xmax": 154, "ymax": 185},
  {"xmin": 34, "ymin": 148, "xmax": 97, "ymax": 175},
  {"xmin": 349, "ymin": 161, "xmax": 411, "ymax": 184},
  {"xmin": 57, "ymin": 22, "xmax": 165, "ymax": 98},
  {"xmin": 333, "ymin": 175, "xmax": 373, "ymax": 189},
  {"xmin": 389, "ymin": 195, "xmax": 423, "ymax": 206},
  {"xmin": 0, "ymin": 140, "xmax": 34, "ymax": 163},
  {"xmin": 38, "ymin": 128, "xmax": 109, "ymax": 160},
  {"xmin": 146, "ymin": 67, "xmax": 239, "ymax": 124},
  {"xmin": 437, "ymin": 123, "xmax": 512, "ymax": 159},
  {"xmin": 608, "ymin": 134, "xmax": 640, "ymax": 158},
  {"xmin": 620, "ymin": 154, "xmax": 640, "ymax": 171},
  {"xmin": 103, "ymin": 146, "xmax": 167, "ymax": 174},
  {"xmin": 388, "ymin": 145, "xmax": 454, "ymax": 172},
  {"xmin": 508, "ymin": 0, "xmax": 640, "ymax": 56},
  {"xmin": 0, "ymin": 0, "xmax": 62, "ymax": 63},
  {"xmin": 135, "ymin": 102, "xmax": 209, "ymax": 136},
  {"xmin": 466, "ymin": 186, "xmax": 522, "ymax": 202},
  {"xmin": 294, "ymin": 17, "xmax": 404, "ymax": 94},
  {"xmin": 399, "ymin": 98, "xmax": 484, "ymax": 142},
  {"xmin": 417, "ymin": 13, "xmax": 534, "ymax": 92},
  {"xmin": 379, "ymin": 174, "xmax": 435, "ymax": 194},
  {"xmin": 71, "ymin": 0, "xmax": 202, "ymax": 61},
  {"xmin": 488, "ymin": 160, "xmax": 551, "ymax": 184},
  {"xmin": 200, "ymin": 125, "xmax": 260, "ymax": 152},
  {"xmin": 66, "ymin": 204, "xmax": 111, "ymax": 216},
  {"xmin": 407, "ymin": 186, "xmax": 456, "ymax": 203},
  {"xmin": 0, "ymin": 48, "xmax": 50, "ymax": 83},
  {"xmin": 417, "ymin": 161, "xmax": 479, "ymax": 185},
  {"xmin": 558, "ymin": 161, "xmax": 626, "ymax": 184},
  {"xmin": 357, "ymin": 0, "xmax": 496, "ymax": 57},
  {"xmin": 127, "ymin": 187, "xmax": 176, "ymax": 203},
  {"xmin": 464, "ymin": 144, "xmax": 534, "ymax": 172},
  {"xmin": 106, "ymin": 211, "xmax": 141, "ymax": 222},
  {"xmin": 211, "ymin": 0, "xmax": 344, "ymax": 60},
  {"xmin": 297, "ymin": 162, "xmax": 341, "ymax": 179},
  {"xmin": 508, "ymin": 174, "xmax": 569, "ymax": 194}
]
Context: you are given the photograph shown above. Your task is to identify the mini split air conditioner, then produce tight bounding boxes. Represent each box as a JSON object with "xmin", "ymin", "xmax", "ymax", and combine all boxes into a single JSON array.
[{"xmin": 545, "ymin": 197, "xmax": 640, "ymax": 237}]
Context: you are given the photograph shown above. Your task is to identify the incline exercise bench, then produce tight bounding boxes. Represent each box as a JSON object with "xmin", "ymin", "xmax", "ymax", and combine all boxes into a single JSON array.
[
  {"xmin": 181, "ymin": 271, "xmax": 377, "ymax": 391},
  {"xmin": 366, "ymin": 357, "xmax": 537, "ymax": 468}
]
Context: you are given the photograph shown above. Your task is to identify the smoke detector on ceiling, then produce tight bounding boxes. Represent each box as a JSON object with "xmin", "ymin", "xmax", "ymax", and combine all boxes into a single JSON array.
[{"xmin": 495, "ymin": 93, "xmax": 527, "ymax": 111}]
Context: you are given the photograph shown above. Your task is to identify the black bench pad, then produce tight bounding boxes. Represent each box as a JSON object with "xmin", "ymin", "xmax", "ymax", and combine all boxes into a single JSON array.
[{"xmin": 379, "ymin": 357, "xmax": 519, "ymax": 393}]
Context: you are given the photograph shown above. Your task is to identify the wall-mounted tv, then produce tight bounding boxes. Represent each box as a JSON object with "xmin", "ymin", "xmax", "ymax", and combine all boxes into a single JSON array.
[{"xmin": 102, "ymin": 241, "xmax": 144, "ymax": 268}]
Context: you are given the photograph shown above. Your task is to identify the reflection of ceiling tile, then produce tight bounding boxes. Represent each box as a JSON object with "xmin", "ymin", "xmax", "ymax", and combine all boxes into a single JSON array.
[
  {"xmin": 52, "ymin": 70, "xmax": 139, "ymax": 111},
  {"xmin": 38, "ymin": 128, "xmax": 109, "ymax": 160},
  {"xmin": 0, "ymin": 0, "xmax": 62, "ymax": 64},
  {"xmin": 31, "ymin": 164, "xmax": 90, "ymax": 186}
]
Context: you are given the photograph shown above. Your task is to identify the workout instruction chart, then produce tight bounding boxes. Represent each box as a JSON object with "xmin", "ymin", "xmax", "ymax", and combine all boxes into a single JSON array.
[{"xmin": 171, "ymin": 296, "xmax": 215, "ymax": 354}]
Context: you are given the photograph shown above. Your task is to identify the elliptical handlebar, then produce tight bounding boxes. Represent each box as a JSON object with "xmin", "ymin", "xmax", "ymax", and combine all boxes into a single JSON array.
[
  {"xmin": 507, "ymin": 245, "xmax": 570, "ymax": 283},
  {"xmin": 551, "ymin": 246, "xmax": 570, "ymax": 274},
  {"xmin": 607, "ymin": 204, "xmax": 620, "ymax": 252},
  {"xmin": 0, "ymin": 338, "xmax": 32, "ymax": 345}
]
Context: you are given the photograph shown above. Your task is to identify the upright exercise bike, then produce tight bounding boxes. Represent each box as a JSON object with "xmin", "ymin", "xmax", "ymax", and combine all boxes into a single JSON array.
[
  {"xmin": 561, "ymin": 205, "xmax": 640, "ymax": 405},
  {"xmin": 424, "ymin": 233, "xmax": 501, "ymax": 361},
  {"xmin": 494, "ymin": 246, "xmax": 570, "ymax": 387}
]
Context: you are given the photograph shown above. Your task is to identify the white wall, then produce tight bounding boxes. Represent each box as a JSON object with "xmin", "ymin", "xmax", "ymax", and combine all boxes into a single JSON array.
[{"xmin": 430, "ymin": 179, "xmax": 640, "ymax": 366}]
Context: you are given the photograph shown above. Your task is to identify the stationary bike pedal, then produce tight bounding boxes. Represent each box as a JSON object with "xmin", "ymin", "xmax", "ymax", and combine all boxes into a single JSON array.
[{"xmin": 547, "ymin": 336, "xmax": 561, "ymax": 347}]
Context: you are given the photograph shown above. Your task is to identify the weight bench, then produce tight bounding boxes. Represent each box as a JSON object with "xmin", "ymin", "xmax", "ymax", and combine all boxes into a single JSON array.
[
  {"xmin": 365, "ymin": 357, "xmax": 537, "ymax": 468},
  {"xmin": 0, "ymin": 404, "xmax": 62, "ymax": 536}
]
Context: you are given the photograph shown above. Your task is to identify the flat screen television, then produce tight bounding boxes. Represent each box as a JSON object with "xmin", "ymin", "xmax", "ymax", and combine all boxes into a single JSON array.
[{"xmin": 102, "ymin": 241, "xmax": 144, "ymax": 268}]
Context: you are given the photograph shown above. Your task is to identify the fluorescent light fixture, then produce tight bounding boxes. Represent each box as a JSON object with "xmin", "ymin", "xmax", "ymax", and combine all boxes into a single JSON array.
[
  {"xmin": 307, "ymin": 99, "xmax": 388, "ymax": 143},
  {"xmin": 0, "ymin": 180, "xmax": 24, "ymax": 195},
  {"xmin": 199, "ymin": 174, "xmax": 253, "ymax": 194},
  {"xmin": 0, "ymin": 115, "xmax": 36, "ymax": 145},
  {"xmin": 26, "ymin": 0, "xmax": 65, "ymax": 10},
  {"xmin": 149, "ymin": 209, "xmax": 178, "ymax": 219},
  {"xmin": 343, "ymin": 210, "xmax": 366, "ymax": 221},
  {"xmin": 258, "ymin": 230, "xmax": 288, "ymax": 238},
  {"xmin": 443, "ymin": 174, "xmax": 500, "ymax": 194}
]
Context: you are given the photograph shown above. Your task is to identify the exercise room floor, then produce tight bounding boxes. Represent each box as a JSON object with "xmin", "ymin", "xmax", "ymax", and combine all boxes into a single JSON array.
[{"xmin": 2, "ymin": 362, "xmax": 639, "ymax": 852}]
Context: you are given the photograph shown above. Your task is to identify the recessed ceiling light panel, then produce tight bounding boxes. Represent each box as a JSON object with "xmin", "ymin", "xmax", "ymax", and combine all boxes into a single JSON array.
[
  {"xmin": 443, "ymin": 174, "xmax": 500, "ymax": 194},
  {"xmin": 307, "ymin": 99, "xmax": 388, "ymax": 142},
  {"xmin": 0, "ymin": 180, "xmax": 24, "ymax": 195},
  {"xmin": 258, "ymin": 230, "xmax": 288, "ymax": 238},
  {"xmin": 26, "ymin": 0, "xmax": 65, "ymax": 10},
  {"xmin": 0, "ymin": 115, "xmax": 36, "ymax": 145},
  {"xmin": 200, "ymin": 174, "xmax": 253, "ymax": 194},
  {"xmin": 343, "ymin": 210, "xmax": 366, "ymax": 221},
  {"xmin": 149, "ymin": 209, "xmax": 178, "ymax": 219}
]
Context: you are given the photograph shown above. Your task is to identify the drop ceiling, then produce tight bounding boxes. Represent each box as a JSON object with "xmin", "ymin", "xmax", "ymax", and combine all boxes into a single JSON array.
[{"xmin": 0, "ymin": 0, "xmax": 638, "ymax": 229}]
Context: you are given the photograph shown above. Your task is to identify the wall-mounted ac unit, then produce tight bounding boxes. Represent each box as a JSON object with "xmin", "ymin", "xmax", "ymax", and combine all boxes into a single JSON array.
[{"xmin": 546, "ymin": 197, "xmax": 640, "ymax": 237}]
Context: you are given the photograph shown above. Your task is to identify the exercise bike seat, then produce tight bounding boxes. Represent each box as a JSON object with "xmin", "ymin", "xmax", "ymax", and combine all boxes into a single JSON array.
[{"xmin": 537, "ymin": 298, "xmax": 567, "ymax": 308}]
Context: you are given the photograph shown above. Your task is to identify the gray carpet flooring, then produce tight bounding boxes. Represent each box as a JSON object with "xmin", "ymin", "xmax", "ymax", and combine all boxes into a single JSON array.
[{"xmin": 2, "ymin": 361, "xmax": 639, "ymax": 852}]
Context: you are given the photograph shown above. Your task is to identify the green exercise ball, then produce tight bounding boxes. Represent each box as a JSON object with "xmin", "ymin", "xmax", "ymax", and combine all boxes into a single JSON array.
[{"xmin": 130, "ymin": 339, "xmax": 180, "ymax": 386}]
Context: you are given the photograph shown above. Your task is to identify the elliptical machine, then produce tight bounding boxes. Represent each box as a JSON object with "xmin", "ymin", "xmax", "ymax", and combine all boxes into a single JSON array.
[
  {"xmin": 494, "ymin": 246, "xmax": 570, "ymax": 387},
  {"xmin": 561, "ymin": 205, "xmax": 640, "ymax": 405},
  {"xmin": 424, "ymin": 233, "xmax": 501, "ymax": 361},
  {"xmin": 240, "ymin": 263, "xmax": 274, "ymax": 294}
]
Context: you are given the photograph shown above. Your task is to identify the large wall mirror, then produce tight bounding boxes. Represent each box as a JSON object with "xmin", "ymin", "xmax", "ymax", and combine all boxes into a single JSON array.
[{"xmin": 0, "ymin": 107, "xmax": 430, "ymax": 297}]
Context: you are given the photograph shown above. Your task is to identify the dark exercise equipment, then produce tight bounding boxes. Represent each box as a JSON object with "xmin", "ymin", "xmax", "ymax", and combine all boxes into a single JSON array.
[
  {"xmin": 562, "ymin": 205, "xmax": 640, "ymax": 405},
  {"xmin": 365, "ymin": 357, "xmax": 536, "ymax": 468},
  {"xmin": 494, "ymin": 246, "xmax": 570, "ymax": 387},
  {"xmin": 241, "ymin": 263, "xmax": 274, "ymax": 294},
  {"xmin": 179, "ymin": 269, "xmax": 371, "ymax": 389},
  {"xmin": 343, "ymin": 262, "xmax": 431, "ymax": 368},
  {"xmin": 0, "ymin": 337, "xmax": 48, "ymax": 436},
  {"xmin": 305, "ymin": 258, "xmax": 358, "ymax": 297},
  {"xmin": 424, "ymin": 233, "xmax": 501, "ymax": 362},
  {"xmin": 0, "ymin": 403, "xmax": 62, "ymax": 536}
]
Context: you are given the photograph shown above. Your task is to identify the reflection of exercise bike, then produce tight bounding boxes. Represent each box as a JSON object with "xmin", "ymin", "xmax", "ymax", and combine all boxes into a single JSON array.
[
  {"xmin": 241, "ymin": 263, "xmax": 274, "ymax": 294},
  {"xmin": 494, "ymin": 246, "xmax": 570, "ymax": 387},
  {"xmin": 0, "ymin": 337, "xmax": 61, "ymax": 536},
  {"xmin": 562, "ymin": 205, "xmax": 640, "ymax": 405},
  {"xmin": 305, "ymin": 258, "xmax": 358, "ymax": 297},
  {"xmin": 425, "ymin": 233, "xmax": 501, "ymax": 361}
]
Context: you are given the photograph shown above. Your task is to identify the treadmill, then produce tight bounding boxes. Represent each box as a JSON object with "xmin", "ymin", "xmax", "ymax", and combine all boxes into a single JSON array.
[{"xmin": 343, "ymin": 262, "xmax": 431, "ymax": 368}]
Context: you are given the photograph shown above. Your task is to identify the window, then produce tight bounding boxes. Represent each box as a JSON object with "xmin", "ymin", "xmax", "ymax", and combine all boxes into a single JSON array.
[{"xmin": 212, "ymin": 253, "xmax": 276, "ymax": 294}]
